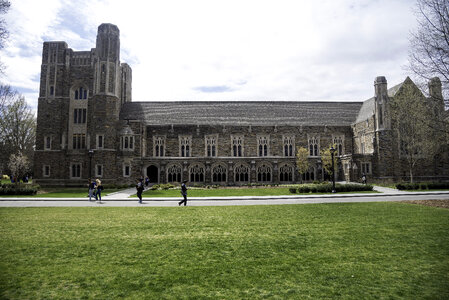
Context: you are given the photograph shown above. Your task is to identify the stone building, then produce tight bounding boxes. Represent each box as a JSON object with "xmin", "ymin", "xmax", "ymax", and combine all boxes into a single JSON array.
[{"xmin": 34, "ymin": 24, "xmax": 449, "ymax": 186}]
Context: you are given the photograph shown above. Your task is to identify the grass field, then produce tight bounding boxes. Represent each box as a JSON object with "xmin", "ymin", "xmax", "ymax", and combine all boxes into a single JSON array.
[{"xmin": 0, "ymin": 203, "xmax": 448, "ymax": 299}]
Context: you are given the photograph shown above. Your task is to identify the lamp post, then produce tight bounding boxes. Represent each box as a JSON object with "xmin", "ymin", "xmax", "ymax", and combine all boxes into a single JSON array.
[
  {"xmin": 88, "ymin": 149, "xmax": 94, "ymax": 180},
  {"xmin": 330, "ymin": 146, "xmax": 336, "ymax": 193}
]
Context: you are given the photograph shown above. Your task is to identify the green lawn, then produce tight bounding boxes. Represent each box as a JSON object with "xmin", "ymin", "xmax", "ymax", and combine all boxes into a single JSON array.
[
  {"xmin": 0, "ymin": 203, "xmax": 448, "ymax": 299},
  {"xmin": 137, "ymin": 187, "xmax": 377, "ymax": 198}
]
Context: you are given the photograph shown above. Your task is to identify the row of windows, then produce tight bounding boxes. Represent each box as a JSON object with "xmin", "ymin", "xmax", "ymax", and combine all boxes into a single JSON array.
[
  {"xmin": 43, "ymin": 134, "xmax": 345, "ymax": 155},
  {"xmin": 153, "ymin": 135, "xmax": 345, "ymax": 157},
  {"xmin": 44, "ymin": 163, "xmax": 298, "ymax": 182},
  {"xmin": 45, "ymin": 161, "xmax": 369, "ymax": 181}
]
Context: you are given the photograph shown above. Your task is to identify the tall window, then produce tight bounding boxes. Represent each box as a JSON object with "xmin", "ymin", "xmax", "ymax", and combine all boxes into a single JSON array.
[
  {"xmin": 189, "ymin": 164, "xmax": 204, "ymax": 182},
  {"xmin": 74, "ymin": 87, "xmax": 88, "ymax": 100},
  {"xmin": 279, "ymin": 164, "xmax": 293, "ymax": 182},
  {"xmin": 72, "ymin": 134, "xmax": 86, "ymax": 149},
  {"xmin": 123, "ymin": 165, "xmax": 131, "ymax": 177},
  {"xmin": 43, "ymin": 165, "xmax": 50, "ymax": 177},
  {"xmin": 234, "ymin": 163, "xmax": 249, "ymax": 182},
  {"xmin": 96, "ymin": 164, "xmax": 103, "ymax": 177},
  {"xmin": 205, "ymin": 135, "xmax": 217, "ymax": 157},
  {"xmin": 257, "ymin": 164, "xmax": 272, "ymax": 182},
  {"xmin": 180, "ymin": 136, "xmax": 191, "ymax": 157},
  {"xmin": 333, "ymin": 136, "xmax": 344, "ymax": 156},
  {"xmin": 50, "ymin": 86, "xmax": 54, "ymax": 96},
  {"xmin": 308, "ymin": 136, "xmax": 319, "ymax": 156},
  {"xmin": 121, "ymin": 136, "xmax": 134, "ymax": 150},
  {"xmin": 232, "ymin": 136, "xmax": 243, "ymax": 157},
  {"xmin": 44, "ymin": 136, "xmax": 51, "ymax": 150},
  {"xmin": 360, "ymin": 134, "xmax": 366, "ymax": 154},
  {"xmin": 258, "ymin": 136, "xmax": 269, "ymax": 157},
  {"xmin": 283, "ymin": 136, "xmax": 294, "ymax": 157},
  {"xmin": 154, "ymin": 136, "xmax": 165, "ymax": 157},
  {"xmin": 97, "ymin": 135, "xmax": 104, "ymax": 149},
  {"xmin": 73, "ymin": 108, "xmax": 87, "ymax": 124},
  {"xmin": 167, "ymin": 164, "xmax": 182, "ymax": 183},
  {"xmin": 212, "ymin": 164, "xmax": 227, "ymax": 182},
  {"xmin": 71, "ymin": 163, "xmax": 81, "ymax": 178},
  {"xmin": 361, "ymin": 162, "xmax": 371, "ymax": 175}
]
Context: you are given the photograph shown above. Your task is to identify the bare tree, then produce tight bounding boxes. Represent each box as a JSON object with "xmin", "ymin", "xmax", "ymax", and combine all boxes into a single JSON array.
[
  {"xmin": 408, "ymin": 0, "xmax": 449, "ymax": 108},
  {"xmin": 0, "ymin": 85, "xmax": 35, "ymax": 175},
  {"xmin": 0, "ymin": 0, "xmax": 10, "ymax": 74},
  {"xmin": 295, "ymin": 146, "xmax": 310, "ymax": 183}
]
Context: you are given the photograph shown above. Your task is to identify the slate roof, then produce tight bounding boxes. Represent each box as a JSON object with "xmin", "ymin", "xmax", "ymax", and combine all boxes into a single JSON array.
[
  {"xmin": 120, "ymin": 101, "xmax": 364, "ymax": 126},
  {"xmin": 355, "ymin": 97, "xmax": 375, "ymax": 124},
  {"xmin": 387, "ymin": 82, "xmax": 404, "ymax": 97}
]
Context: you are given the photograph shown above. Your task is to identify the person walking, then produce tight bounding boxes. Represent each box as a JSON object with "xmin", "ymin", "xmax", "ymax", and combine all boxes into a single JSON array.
[
  {"xmin": 136, "ymin": 179, "xmax": 144, "ymax": 204},
  {"xmin": 362, "ymin": 173, "xmax": 367, "ymax": 185},
  {"xmin": 178, "ymin": 180, "xmax": 188, "ymax": 206},
  {"xmin": 95, "ymin": 179, "xmax": 103, "ymax": 202},
  {"xmin": 145, "ymin": 176, "xmax": 150, "ymax": 188},
  {"xmin": 88, "ymin": 178, "xmax": 96, "ymax": 201}
]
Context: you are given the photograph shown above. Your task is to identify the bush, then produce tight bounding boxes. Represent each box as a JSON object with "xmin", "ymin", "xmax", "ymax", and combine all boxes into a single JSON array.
[
  {"xmin": 0, "ymin": 183, "xmax": 39, "ymax": 195},
  {"xmin": 396, "ymin": 182, "xmax": 449, "ymax": 190},
  {"xmin": 297, "ymin": 183, "xmax": 373, "ymax": 193},
  {"xmin": 289, "ymin": 188, "xmax": 297, "ymax": 194}
]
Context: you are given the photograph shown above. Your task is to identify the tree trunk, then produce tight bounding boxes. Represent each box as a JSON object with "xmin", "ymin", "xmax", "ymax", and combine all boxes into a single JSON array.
[{"xmin": 409, "ymin": 167, "xmax": 414, "ymax": 183}]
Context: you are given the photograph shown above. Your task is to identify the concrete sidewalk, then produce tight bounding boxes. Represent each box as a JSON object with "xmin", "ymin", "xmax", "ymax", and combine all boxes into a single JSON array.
[
  {"xmin": 0, "ymin": 192, "xmax": 448, "ymax": 207},
  {"xmin": 1, "ymin": 189, "xmax": 448, "ymax": 202}
]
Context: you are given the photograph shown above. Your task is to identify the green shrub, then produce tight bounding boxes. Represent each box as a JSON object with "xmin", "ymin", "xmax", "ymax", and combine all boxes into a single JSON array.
[
  {"xmin": 297, "ymin": 183, "xmax": 373, "ymax": 193},
  {"xmin": 396, "ymin": 182, "xmax": 449, "ymax": 190},
  {"xmin": 288, "ymin": 188, "xmax": 297, "ymax": 194},
  {"xmin": 0, "ymin": 183, "xmax": 39, "ymax": 195}
]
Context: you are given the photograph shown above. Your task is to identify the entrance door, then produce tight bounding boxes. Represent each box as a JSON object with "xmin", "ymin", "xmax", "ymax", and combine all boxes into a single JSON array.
[{"xmin": 147, "ymin": 165, "xmax": 158, "ymax": 183}]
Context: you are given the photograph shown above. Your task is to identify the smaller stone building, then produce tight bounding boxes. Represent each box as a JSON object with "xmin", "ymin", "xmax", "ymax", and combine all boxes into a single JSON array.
[{"xmin": 33, "ymin": 23, "xmax": 449, "ymax": 186}]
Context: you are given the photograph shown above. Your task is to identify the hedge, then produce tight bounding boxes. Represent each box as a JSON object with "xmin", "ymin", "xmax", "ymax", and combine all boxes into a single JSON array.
[
  {"xmin": 396, "ymin": 182, "xmax": 449, "ymax": 190},
  {"xmin": 295, "ymin": 183, "xmax": 373, "ymax": 194},
  {"xmin": 0, "ymin": 183, "xmax": 40, "ymax": 195}
]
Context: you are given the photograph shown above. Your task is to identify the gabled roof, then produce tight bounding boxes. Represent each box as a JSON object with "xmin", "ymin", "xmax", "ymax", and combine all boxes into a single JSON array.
[
  {"xmin": 387, "ymin": 82, "xmax": 404, "ymax": 97},
  {"xmin": 120, "ymin": 101, "xmax": 363, "ymax": 126},
  {"xmin": 354, "ymin": 97, "xmax": 375, "ymax": 124}
]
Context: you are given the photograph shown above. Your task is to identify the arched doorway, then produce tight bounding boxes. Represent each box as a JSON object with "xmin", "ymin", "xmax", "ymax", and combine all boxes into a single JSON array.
[{"xmin": 147, "ymin": 165, "xmax": 158, "ymax": 183}]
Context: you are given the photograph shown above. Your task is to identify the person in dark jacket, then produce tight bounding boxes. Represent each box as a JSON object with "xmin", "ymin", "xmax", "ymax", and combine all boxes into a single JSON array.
[
  {"xmin": 88, "ymin": 178, "xmax": 96, "ymax": 201},
  {"xmin": 136, "ymin": 179, "xmax": 144, "ymax": 204},
  {"xmin": 178, "ymin": 180, "xmax": 188, "ymax": 206}
]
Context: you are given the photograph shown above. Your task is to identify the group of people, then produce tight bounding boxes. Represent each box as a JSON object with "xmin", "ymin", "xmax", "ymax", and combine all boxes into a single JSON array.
[
  {"xmin": 88, "ymin": 178, "xmax": 103, "ymax": 202},
  {"xmin": 135, "ymin": 177, "xmax": 188, "ymax": 206}
]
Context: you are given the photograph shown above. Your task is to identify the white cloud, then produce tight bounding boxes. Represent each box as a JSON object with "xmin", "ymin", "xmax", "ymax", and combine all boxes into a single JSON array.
[{"xmin": 0, "ymin": 0, "xmax": 418, "ymax": 109}]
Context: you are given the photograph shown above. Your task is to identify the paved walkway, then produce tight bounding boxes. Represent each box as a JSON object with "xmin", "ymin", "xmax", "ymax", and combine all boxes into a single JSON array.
[{"xmin": 1, "ymin": 188, "xmax": 448, "ymax": 207}]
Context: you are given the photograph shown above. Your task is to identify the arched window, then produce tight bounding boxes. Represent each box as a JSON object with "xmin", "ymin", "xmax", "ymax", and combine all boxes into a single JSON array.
[
  {"xmin": 73, "ymin": 87, "xmax": 88, "ymax": 100},
  {"xmin": 212, "ymin": 165, "xmax": 227, "ymax": 182},
  {"xmin": 234, "ymin": 164, "xmax": 249, "ymax": 182},
  {"xmin": 167, "ymin": 164, "xmax": 182, "ymax": 183},
  {"xmin": 189, "ymin": 164, "xmax": 204, "ymax": 183},
  {"xmin": 279, "ymin": 164, "xmax": 293, "ymax": 182},
  {"xmin": 302, "ymin": 167, "xmax": 316, "ymax": 182},
  {"xmin": 257, "ymin": 164, "xmax": 272, "ymax": 182}
]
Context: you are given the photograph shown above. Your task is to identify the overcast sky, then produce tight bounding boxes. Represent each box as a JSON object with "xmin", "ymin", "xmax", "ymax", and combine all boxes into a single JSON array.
[{"xmin": 0, "ymin": 0, "xmax": 417, "ymax": 110}]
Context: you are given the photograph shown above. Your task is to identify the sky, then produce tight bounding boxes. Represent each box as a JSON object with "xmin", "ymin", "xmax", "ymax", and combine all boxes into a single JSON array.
[{"xmin": 0, "ymin": 0, "xmax": 418, "ymax": 111}]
